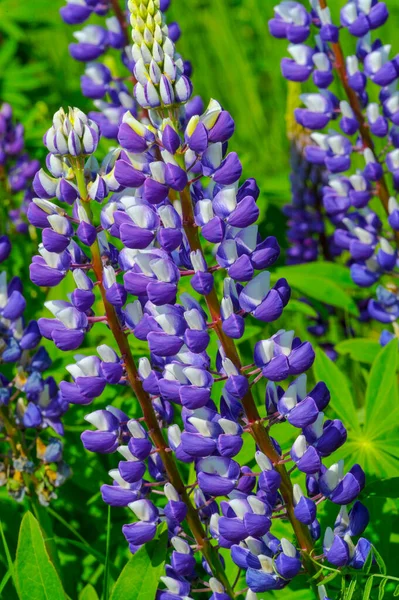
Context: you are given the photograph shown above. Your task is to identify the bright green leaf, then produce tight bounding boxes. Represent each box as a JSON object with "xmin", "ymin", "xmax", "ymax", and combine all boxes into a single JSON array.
[
  {"xmin": 313, "ymin": 349, "xmax": 359, "ymax": 431},
  {"xmin": 335, "ymin": 339, "xmax": 382, "ymax": 365},
  {"xmin": 273, "ymin": 272, "xmax": 359, "ymax": 316},
  {"xmin": 283, "ymin": 299, "xmax": 318, "ymax": 318},
  {"xmin": 362, "ymin": 576, "xmax": 374, "ymax": 600},
  {"xmin": 15, "ymin": 512, "xmax": 65, "ymax": 600},
  {"xmin": 345, "ymin": 578, "xmax": 357, "ymax": 600},
  {"xmin": 110, "ymin": 527, "xmax": 168, "ymax": 600},
  {"xmin": 365, "ymin": 340, "xmax": 398, "ymax": 435},
  {"xmin": 274, "ymin": 262, "xmax": 357, "ymax": 288},
  {"xmin": 79, "ymin": 584, "xmax": 100, "ymax": 600}
]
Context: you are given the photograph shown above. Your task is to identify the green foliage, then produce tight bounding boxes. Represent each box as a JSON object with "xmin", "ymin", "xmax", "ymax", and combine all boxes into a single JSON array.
[
  {"xmin": 335, "ymin": 339, "xmax": 382, "ymax": 365},
  {"xmin": 79, "ymin": 585, "xmax": 100, "ymax": 600},
  {"xmin": 15, "ymin": 512, "xmax": 65, "ymax": 600},
  {"xmin": 109, "ymin": 527, "xmax": 168, "ymax": 600},
  {"xmin": 313, "ymin": 348, "xmax": 359, "ymax": 431},
  {"xmin": 273, "ymin": 264, "xmax": 359, "ymax": 316}
]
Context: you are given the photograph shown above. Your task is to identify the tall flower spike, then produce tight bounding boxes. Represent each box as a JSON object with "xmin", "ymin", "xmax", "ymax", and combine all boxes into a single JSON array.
[
  {"xmin": 270, "ymin": 0, "xmax": 399, "ymax": 346},
  {"xmin": 0, "ymin": 103, "xmax": 40, "ymax": 254},
  {"xmin": 29, "ymin": 3, "xmax": 373, "ymax": 596}
]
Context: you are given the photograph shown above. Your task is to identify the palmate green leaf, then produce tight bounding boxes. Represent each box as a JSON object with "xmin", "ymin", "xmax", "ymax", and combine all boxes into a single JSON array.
[
  {"xmin": 335, "ymin": 437, "xmax": 399, "ymax": 479},
  {"xmin": 365, "ymin": 340, "xmax": 398, "ymax": 436},
  {"xmin": 335, "ymin": 339, "xmax": 382, "ymax": 365},
  {"xmin": 79, "ymin": 584, "xmax": 100, "ymax": 600},
  {"xmin": 109, "ymin": 526, "xmax": 168, "ymax": 600},
  {"xmin": 15, "ymin": 512, "xmax": 65, "ymax": 600},
  {"xmin": 313, "ymin": 349, "xmax": 359, "ymax": 431}
]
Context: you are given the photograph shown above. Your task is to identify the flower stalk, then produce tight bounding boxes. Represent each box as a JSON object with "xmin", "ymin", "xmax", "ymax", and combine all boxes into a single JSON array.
[{"xmin": 74, "ymin": 165, "xmax": 235, "ymax": 597}]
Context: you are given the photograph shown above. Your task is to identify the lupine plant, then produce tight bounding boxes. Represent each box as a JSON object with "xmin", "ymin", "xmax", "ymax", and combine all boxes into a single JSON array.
[
  {"xmin": 0, "ymin": 103, "xmax": 40, "ymax": 263},
  {"xmin": 0, "ymin": 250, "xmax": 69, "ymax": 505},
  {"xmin": 21, "ymin": 1, "xmax": 382, "ymax": 597},
  {"xmin": 269, "ymin": 0, "xmax": 399, "ymax": 348}
]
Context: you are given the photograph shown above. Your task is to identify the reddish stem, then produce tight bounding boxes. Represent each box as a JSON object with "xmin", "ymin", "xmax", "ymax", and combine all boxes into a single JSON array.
[{"xmin": 110, "ymin": 0, "xmax": 129, "ymax": 46}]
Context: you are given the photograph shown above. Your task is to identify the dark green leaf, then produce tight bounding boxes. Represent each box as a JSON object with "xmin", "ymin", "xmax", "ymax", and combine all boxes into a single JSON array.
[
  {"xmin": 364, "ymin": 478, "xmax": 399, "ymax": 499},
  {"xmin": 15, "ymin": 512, "xmax": 65, "ymax": 600},
  {"xmin": 103, "ymin": 505, "xmax": 111, "ymax": 600},
  {"xmin": 79, "ymin": 584, "xmax": 100, "ymax": 600},
  {"xmin": 0, "ymin": 569, "xmax": 12, "ymax": 596},
  {"xmin": 335, "ymin": 339, "xmax": 381, "ymax": 365},
  {"xmin": 0, "ymin": 520, "xmax": 17, "ymax": 593},
  {"xmin": 313, "ymin": 348, "xmax": 359, "ymax": 431},
  {"xmin": 394, "ymin": 583, "xmax": 399, "ymax": 596},
  {"xmin": 110, "ymin": 527, "xmax": 168, "ymax": 600}
]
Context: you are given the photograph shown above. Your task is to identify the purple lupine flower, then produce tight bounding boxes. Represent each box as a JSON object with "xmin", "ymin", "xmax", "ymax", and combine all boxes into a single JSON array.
[
  {"xmin": 0, "ymin": 104, "xmax": 39, "ymax": 247},
  {"xmin": 271, "ymin": 0, "xmax": 399, "ymax": 345},
  {"xmin": 24, "ymin": 0, "xmax": 374, "ymax": 590},
  {"xmin": 0, "ymin": 267, "xmax": 70, "ymax": 504}
]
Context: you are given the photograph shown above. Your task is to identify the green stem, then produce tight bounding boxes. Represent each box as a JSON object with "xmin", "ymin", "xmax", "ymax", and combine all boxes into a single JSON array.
[
  {"xmin": 73, "ymin": 165, "xmax": 234, "ymax": 597},
  {"xmin": 179, "ymin": 187, "xmax": 319, "ymax": 587}
]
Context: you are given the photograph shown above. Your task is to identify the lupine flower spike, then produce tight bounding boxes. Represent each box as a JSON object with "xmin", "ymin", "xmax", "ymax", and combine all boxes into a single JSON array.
[
  {"xmin": 0, "ymin": 103, "xmax": 40, "ymax": 262},
  {"xmin": 29, "ymin": 0, "xmax": 372, "ymax": 596},
  {"xmin": 270, "ymin": 0, "xmax": 399, "ymax": 347}
]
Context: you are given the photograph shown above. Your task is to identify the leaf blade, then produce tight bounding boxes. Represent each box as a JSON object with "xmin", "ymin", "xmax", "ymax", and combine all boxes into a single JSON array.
[
  {"xmin": 110, "ymin": 527, "xmax": 168, "ymax": 600},
  {"xmin": 365, "ymin": 340, "xmax": 398, "ymax": 434},
  {"xmin": 313, "ymin": 349, "xmax": 359, "ymax": 431},
  {"xmin": 15, "ymin": 512, "xmax": 65, "ymax": 600}
]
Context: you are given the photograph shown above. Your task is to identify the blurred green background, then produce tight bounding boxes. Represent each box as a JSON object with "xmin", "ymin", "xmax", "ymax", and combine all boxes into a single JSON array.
[{"xmin": 2, "ymin": 0, "xmax": 399, "ymax": 598}]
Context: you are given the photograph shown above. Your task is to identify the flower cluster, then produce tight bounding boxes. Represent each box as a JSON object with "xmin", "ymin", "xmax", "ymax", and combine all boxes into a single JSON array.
[
  {"xmin": 0, "ymin": 265, "xmax": 70, "ymax": 505},
  {"xmin": 284, "ymin": 84, "xmax": 334, "ymax": 267},
  {"xmin": 0, "ymin": 103, "xmax": 40, "ymax": 262},
  {"xmin": 27, "ymin": 0, "xmax": 373, "ymax": 596},
  {"xmin": 60, "ymin": 0, "xmax": 188, "ymax": 140},
  {"xmin": 270, "ymin": 0, "xmax": 399, "ymax": 346}
]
